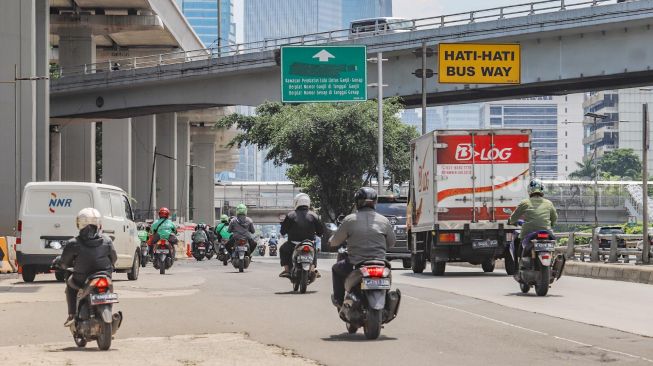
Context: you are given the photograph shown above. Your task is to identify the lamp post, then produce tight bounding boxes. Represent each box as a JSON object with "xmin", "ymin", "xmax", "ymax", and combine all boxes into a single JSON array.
[
  {"xmin": 639, "ymin": 88, "xmax": 653, "ymax": 264},
  {"xmin": 585, "ymin": 112, "xmax": 608, "ymax": 231}
]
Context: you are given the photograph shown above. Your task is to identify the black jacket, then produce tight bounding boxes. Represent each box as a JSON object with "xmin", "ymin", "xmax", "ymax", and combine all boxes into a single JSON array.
[
  {"xmin": 60, "ymin": 234, "xmax": 118, "ymax": 278},
  {"xmin": 280, "ymin": 207, "xmax": 324, "ymax": 243}
]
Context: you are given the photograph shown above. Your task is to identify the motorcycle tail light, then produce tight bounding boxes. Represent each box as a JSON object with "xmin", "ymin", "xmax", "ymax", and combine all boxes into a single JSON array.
[
  {"xmin": 92, "ymin": 277, "xmax": 110, "ymax": 293},
  {"xmin": 537, "ymin": 232, "xmax": 549, "ymax": 239},
  {"xmin": 362, "ymin": 266, "xmax": 385, "ymax": 278},
  {"xmin": 540, "ymin": 254, "xmax": 550, "ymax": 259},
  {"xmin": 302, "ymin": 245, "xmax": 311, "ymax": 253},
  {"xmin": 238, "ymin": 239, "xmax": 246, "ymax": 245},
  {"xmin": 159, "ymin": 240, "xmax": 166, "ymax": 245}
]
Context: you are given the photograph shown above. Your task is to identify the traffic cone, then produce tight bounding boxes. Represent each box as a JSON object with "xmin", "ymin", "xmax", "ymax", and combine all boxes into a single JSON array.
[{"xmin": 186, "ymin": 243, "xmax": 191, "ymax": 257}]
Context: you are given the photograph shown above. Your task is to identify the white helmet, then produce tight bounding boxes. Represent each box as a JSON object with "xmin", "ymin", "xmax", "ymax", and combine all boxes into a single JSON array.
[
  {"xmin": 76, "ymin": 207, "xmax": 102, "ymax": 230},
  {"xmin": 294, "ymin": 193, "xmax": 311, "ymax": 209}
]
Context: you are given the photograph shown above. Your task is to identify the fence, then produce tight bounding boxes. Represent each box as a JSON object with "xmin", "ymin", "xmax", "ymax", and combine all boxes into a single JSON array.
[
  {"xmin": 555, "ymin": 232, "xmax": 652, "ymax": 263},
  {"xmin": 51, "ymin": 0, "xmax": 613, "ymax": 79}
]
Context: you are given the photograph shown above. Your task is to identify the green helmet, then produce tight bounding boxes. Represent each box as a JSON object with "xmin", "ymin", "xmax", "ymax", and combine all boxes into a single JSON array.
[
  {"xmin": 220, "ymin": 214, "xmax": 229, "ymax": 223},
  {"xmin": 236, "ymin": 203, "xmax": 247, "ymax": 215},
  {"xmin": 528, "ymin": 178, "xmax": 544, "ymax": 196}
]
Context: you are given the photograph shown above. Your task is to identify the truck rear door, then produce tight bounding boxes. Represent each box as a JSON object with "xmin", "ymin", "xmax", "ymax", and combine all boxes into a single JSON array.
[{"xmin": 410, "ymin": 133, "xmax": 435, "ymax": 231}]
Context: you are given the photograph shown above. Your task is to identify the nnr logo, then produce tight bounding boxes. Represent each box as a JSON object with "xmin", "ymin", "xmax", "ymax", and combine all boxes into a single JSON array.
[
  {"xmin": 455, "ymin": 144, "xmax": 513, "ymax": 161},
  {"xmin": 48, "ymin": 193, "xmax": 72, "ymax": 213}
]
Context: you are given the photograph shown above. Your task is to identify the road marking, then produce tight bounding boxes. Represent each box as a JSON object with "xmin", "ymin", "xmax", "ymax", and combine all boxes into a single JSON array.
[{"xmin": 404, "ymin": 294, "xmax": 653, "ymax": 363}]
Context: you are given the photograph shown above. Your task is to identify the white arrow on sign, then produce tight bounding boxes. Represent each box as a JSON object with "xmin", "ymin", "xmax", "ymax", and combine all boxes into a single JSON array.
[{"xmin": 312, "ymin": 49, "xmax": 335, "ymax": 62}]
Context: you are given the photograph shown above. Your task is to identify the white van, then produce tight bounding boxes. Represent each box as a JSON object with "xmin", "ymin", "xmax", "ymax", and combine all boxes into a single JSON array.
[{"xmin": 16, "ymin": 182, "xmax": 141, "ymax": 282}]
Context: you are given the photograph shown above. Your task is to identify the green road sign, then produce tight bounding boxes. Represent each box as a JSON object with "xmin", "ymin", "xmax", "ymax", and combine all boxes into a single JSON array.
[{"xmin": 281, "ymin": 46, "xmax": 367, "ymax": 103}]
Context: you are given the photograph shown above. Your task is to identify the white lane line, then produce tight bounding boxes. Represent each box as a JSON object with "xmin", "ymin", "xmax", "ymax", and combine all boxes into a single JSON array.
[{"xmin": 404, "ymin": 294, "xmax": 653, "ymax": 363}]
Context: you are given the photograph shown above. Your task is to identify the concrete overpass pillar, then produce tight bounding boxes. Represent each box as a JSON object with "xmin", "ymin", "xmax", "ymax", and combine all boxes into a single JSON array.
[
  {"xmin": 35, "ymin": 0, "xmax": 49, "ymax": 181},
  {"xmin": 58, "ymin": 27, "xmax": 96, "ymax": 182},
  {"xmin": 49, "ymin": 125, "xmax": 61, "ymax": 181},
  {"xmin": 177, "ymin": 117, "xmax": 191, "ymax": 222},
  {"xmin": 156, "ymin": 113, "xmax": 177, "ymax": 215},
  {"xmin": 0, "ymin": 0, "xmax": 37, "ymax": 234},
  {"xmin": 131, "ymin": 115, "xmax": 156, "ymax": 220},
  {"xmin": 102, "ymin": 119, "xmax": 132, "ymax": 193},
  {"xmin": 191, "ymin": 132, "xmax": 216, "ymax": 224}
]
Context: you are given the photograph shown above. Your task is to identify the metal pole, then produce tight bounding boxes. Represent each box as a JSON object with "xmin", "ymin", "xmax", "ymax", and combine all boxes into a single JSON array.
[
  {"xmin": 217, "ymin": 0, "xmax": 222, "ymax": 57},
  {"xmin": 421, "ymin": 42, "xmax": 427, "ymax": 135},
  {"xmin": 643, "ymin": 103, "xmax": 650, "ymax": 264},
  {"xmin": 148, "ymin": 146, "xmax": 157, "ymax": 220},
  {"xmin": 593, "ymin": 118, "xmax": 599, "ymax": 229},
  {"xmin": 377, "ymin": 52, "xmax": 384, "ymax": 194}
]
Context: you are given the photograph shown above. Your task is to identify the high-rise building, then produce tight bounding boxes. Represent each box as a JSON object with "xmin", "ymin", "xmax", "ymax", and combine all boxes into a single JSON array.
[
  {"xmin": 244, "ymin": 0, "xmax": 343, "ymax": 43},
  {"xmin": 176, "ymin": 0, "xmax": 236, "ymax": 48},
  {"xmin": 342, "ymin": 0, "xmax": 393, "ymax": 29},
  {"xmin": 583, "ymin": 89, "xmax": 653, "ymax": 174}
]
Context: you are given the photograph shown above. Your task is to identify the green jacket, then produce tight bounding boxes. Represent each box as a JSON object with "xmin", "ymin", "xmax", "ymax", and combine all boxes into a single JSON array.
[
  {"xmin": 152, "ymin": 218, "xmax": 177, "ymax": 240},
  {"xmin": 137, "ymin": 230, "xmax": 149, "ymax": 242},
  {"xmin": 509, "ymin": 196, "xmax": 558, "ymax": 239},
  {"xmin": 215, "ymin": 222, "xmax": 231, "ymax": 240}
]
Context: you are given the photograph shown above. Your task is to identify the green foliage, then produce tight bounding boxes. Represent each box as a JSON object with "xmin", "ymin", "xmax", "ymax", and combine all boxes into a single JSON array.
[
  {"xmin": 568, "ymin": 158, "xmax": 594, "ymax": 179},
  {"xmin": 216, "ymin": 98, "xmax": 418, "ymax": 221},
  {"xmin": 569, "ymin": 149, "xmax": 642, "ymax": 180},
  {"xmin": 623, "ymin": 223, "xmax": 643, "ymax": 235}
]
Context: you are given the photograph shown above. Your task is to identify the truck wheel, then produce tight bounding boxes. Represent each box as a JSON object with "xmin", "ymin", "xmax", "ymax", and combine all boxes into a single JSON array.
[
  {"xmin": 431, "ymin": 260, "xmax": 446, "ymax": 276},
  {"xmin": 481, "ymin": 258, "xmax": 495, "ymax": 273},
  {"xmin": 402, "ymin": 259, "xmax": 411, "ymax": 269},
  {"xmin": 411, "ymin": 253, "xmax": 425, "ymax": 274},
  {"xmin": 504, "ymin": 252, "xmax": 516, "ymax": 276},
  {"xmin": 22, "ymin": 267, "xmax": 36, "ymax": 283}
]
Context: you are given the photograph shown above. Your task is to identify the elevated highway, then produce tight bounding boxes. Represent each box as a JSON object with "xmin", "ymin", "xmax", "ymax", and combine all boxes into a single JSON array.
[{"xmin": 51, "ymin": 0, "xmax": 653, "ymax": 118}]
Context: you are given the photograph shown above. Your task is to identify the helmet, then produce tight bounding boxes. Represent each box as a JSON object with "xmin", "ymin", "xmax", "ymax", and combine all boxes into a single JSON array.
[
  {"xmin": 220, "ymin": 214, "xmax": 229, "ymax": 223},
  {"xmin": 76, "ymin": 208, "xmax": 102, "ymax": 230},
  {"xmin": 528, "ymin": 178, "xmax": 545, "ymax": 196},
  {"xmin": 158, "ymin": 207, "xmax": 170, "ymax": 219},
  {"xmin": 197, "ymin": 223, "xmax": 205, "ymax": 230},
  {"xmin": 354, "ymin": 187, "xmax": 378, "ymax": 209},
  {"xmin": 236, "ymin": 204, "xmax": 247, "ymax": 215},
  {"xmin": 293, "ymin": 193, "xmax": 311, "ymax": 209}
]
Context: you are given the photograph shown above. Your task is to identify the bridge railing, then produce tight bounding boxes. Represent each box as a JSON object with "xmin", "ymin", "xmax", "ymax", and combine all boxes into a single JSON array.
[
  {"xmin": 51, "ymin": 0, "xmax": 613, "ymax": 79},
  {"xmin": 553, "ymin": 232, "xmax": 652, "ymax": 264}
]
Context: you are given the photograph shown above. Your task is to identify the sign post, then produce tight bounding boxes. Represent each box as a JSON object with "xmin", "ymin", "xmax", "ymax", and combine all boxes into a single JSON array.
[
  {"xmin": 438, "ymin": 43, "xmax": 521, "ymax": 85},
  {"xmin": 281, "ymin": 46, "xmax": 367, "ymax": 103}
]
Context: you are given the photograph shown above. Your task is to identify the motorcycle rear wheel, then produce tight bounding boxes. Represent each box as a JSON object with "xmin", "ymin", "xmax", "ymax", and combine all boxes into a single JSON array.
[
  {"xmin": 239, "ymin": 260, "xmax": 244, "ymax": 273},
  {"xmin": 299, "ymin": 270, "xmax": 308, "ymax": 294},
  {"xmin": 74, "ymin": 335, "xmax": 87, "ymax": 348},
  {"xmin": 535, "ymin": 267, "xmax": 550, "ymax": 296},
  {"xmin": 519, "ymin": 282, "xmax": 530, "ymax": 293},
  {"xmin": 159, "ymin": 258, "xmax": 166, "ymax": 275},
  {"xmin": 293, "ymin": 280, "xmax": 299, "ymax": 292},
  {"xmin": 364, "ymin": 309, "xmax": 382, "ymax": 340},
  {"xmin": 346, "ymin": 322, "xmax": 358, "ymax": 334},
  {"xmin": 96, "ymin": 323, "xmax": 112, "ymax": 350}
]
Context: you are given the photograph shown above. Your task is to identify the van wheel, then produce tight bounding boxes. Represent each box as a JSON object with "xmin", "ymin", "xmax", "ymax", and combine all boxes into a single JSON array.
[
  {"xmin": 22, "ymin": 267, "xmax": 36, "ymax": 283},
  {"xmin": 431, "ymin": 260, "xmax": 446, "ymax": 276},
  {"xmin": 402, "ymin": 259, "xmax": 411, "ymax": 269},
  {"xmin": 127, "ymin": 251, "xmax": 140, "ymax": 281}
]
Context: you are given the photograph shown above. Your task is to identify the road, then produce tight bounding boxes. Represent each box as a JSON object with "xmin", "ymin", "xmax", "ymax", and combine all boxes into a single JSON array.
[{"xmin": 1, "ymin": 256, "xmax": 653, "ymax": 365}]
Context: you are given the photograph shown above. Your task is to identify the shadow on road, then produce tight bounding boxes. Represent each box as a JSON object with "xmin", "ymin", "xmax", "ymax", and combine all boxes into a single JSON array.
[
  {"xmin": 505, "ymin": 292, "xmax": 564, "ymax": 298},
  {"xmin": 400, "ymin": 272, "xmax": 507, "ymax": 279},
  {"xmin": 321, "ymin": 333, "xmax": 397, "ymax": 342},
  {"xmin": 51, "ymin": 347, "xmax": 118, "ymax": 353},
  {"xmin": 274, "ymin": 290, "xmax": 318, "ymax": 295}
]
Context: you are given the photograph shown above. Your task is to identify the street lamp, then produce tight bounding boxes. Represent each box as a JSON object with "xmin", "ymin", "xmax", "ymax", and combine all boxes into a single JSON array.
[
  {"xmin": 584, "ymin": 112, "xmax": 608, "ymax": 235},
  {"xmin": 639, "ymin": 88, "xmax": 652, "ymax": 264}
]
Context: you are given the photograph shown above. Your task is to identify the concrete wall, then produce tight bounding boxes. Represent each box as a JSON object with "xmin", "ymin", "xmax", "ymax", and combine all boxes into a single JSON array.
[
  {"xmin": 102, "ymin": 119, "xmax": 132, "ymax": 193},
  {"xmin": 155, "ymin": 113, "xmax": 177, "ymax": 213},
  {"xmin": 191, "ymin": 132, "xmax": 216, "ymax": 224}
]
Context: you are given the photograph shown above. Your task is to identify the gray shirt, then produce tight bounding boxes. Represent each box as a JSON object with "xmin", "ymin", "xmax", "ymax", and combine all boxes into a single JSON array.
[
  {"xmin": 228, "ymin": 215, "xmax": 255, "ymax": 240},
  {"xmin": 329, "ymin": 207, "xmax": 396, "ymax": 265}
]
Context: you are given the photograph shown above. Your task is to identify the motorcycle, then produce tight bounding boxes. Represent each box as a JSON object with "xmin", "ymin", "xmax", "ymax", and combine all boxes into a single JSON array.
[
  {"xmin": 258, "ymin": 243, "xmax": 266, "ymax": 256},
  {"xmin": 216, "ymin": 241, "xmax": 229, "ymax": 266},
  {"xmin": 192, "ymin": 241, "xmax": 207, "ymax": 261},
  {"xmin": 139, "ymin": 241, "xmax": 150, "ymax": 268},
  {"xmin": 231, "ymin": 238, "xmax": 251, "ymax": 273},
  {"xmin": 152, "ymin": 239, "xmax": 174, "ymax": 275},
  {"xmin": 511, "ymin": 230, "xmax": 565, "ymax": 296},
  {"xmin": 334, "ymin": 260, "xmax": 401, "ymax": 340},
  {"xmin": 289, "ymin": 240, "xmax": 317, "ymax": 294},
  {"xmin": 205, "ymin": 241, "xmax": 215, "ymax": 260},
  {"xmin": 268, "ymin": 243, "xmax": 278, "ymax": 256}
]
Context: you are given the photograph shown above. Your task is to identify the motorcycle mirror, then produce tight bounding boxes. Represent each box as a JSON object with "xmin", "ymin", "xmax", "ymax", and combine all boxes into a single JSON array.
[
  {"xmin": 326, "ymin": 223, "xmax": 338, "ymax": 231},
  {"xmin": 503, "ymin": 208, "xmax": 513, "ymax": 214}
]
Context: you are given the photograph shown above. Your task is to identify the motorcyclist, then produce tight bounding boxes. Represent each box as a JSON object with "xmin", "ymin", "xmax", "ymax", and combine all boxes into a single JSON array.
[
  {"xmin": 508, "ymin": 178, "xmax": 558, "ymax": 269},
  {"xmin": 329, "ymin": 187, "xmax": 396, "ymax": 308},
  {"xmin": 227, "ymin": 204, "xmax": 257, "ymax": 256},
  {"xmin": 214, "ymin": 215, "xmax": 231, "ymax": 243},
  {"xmin": 58, "ymin": 208, "xmax": 117, "ymax": 326},
  {"xmin": 192, "ymin": 223, "xmax": 209, "ymax": 252},
  {"xmin": 279, "ymin": 193, "xmax": 323, "ymax": 278},
  {"xmin": 149, "ymin": 207, "xmax": 178, "ymax": 259},
  {"xmin": 268, "ymin": 233, "xmax": 278, "ymax": 247}
]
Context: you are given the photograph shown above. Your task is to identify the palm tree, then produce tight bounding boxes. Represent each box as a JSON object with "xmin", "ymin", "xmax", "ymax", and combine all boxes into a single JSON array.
[{"xmin": 569, "ymin": 158, "xmax": 596, "ymax": 180}]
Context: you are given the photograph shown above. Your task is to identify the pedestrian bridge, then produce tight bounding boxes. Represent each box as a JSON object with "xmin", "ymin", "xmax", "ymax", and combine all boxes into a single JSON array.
[{"xmin": 51, "ymin": 0, "xmax": 653, "ymax": 118}]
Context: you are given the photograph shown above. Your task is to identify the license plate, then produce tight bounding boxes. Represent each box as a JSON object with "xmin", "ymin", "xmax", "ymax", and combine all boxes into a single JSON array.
[
  {"xmin": 472, "ymin": 239, "xmax": 498, "ymax": 249},
  {"xmin": 298, "ymin": 255, "xmax": 313, "ymax": 263},
  {"xmin": 155, "ymin": 249, "xmax": 169, "ymax": 254},
  {"xmin": 361, "ymin": 278, "xmax": 391, "ymax": 290},
  {"xmin": 236, "ymin": 246, "xmax": 247, "ymax": 252},
  {"xmin": 534, "ymin": 241, "xmax": 555, "ymax": 251},
  {"xmin": 198, "ymin": 246, "xmax": 205, "ymax": 250},
  {"xmin": 90, "ymin": 292, "xmax": 118, "ymax": 305}
]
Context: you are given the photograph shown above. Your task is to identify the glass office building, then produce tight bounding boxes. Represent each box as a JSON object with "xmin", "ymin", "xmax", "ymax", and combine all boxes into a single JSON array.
[
  {"xmin": 342, "ymin": 0, "xmax": 393, "ymax": 29},
  {"xmin": 176, "ymin": 0, "xmax": 236, "ymax": 48}
]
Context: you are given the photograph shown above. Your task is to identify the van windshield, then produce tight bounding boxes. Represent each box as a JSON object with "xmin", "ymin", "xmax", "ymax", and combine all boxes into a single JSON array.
[{"xmin": 25, "ymin": 190, "xmax": 93, "ymax": 216}]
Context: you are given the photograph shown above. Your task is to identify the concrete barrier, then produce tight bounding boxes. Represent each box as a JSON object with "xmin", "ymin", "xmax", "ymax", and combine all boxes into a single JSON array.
[{"xmin": 0, "ymin": 237, "xmax": 16, "ymax": 273}]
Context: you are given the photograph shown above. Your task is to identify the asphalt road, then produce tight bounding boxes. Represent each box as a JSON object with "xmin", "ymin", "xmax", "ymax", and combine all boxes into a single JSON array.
[{"xmin": 1, "ymin": 256, "xmax": 652, "ymax": 365}]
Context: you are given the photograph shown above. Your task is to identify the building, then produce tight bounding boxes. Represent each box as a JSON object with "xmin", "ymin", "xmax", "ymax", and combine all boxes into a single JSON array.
[
  {"xmin": 342, "ymin": 0, "xmax": 393, "ymax": 29},
  {"xmin": 244, "ymin": 0, "xmax": 343, "ymax": 43},
  {"xmin": 176, "ymin": 0, "xmax": 236, "ymax": 48},
  {"xmin": 583, "ymin": 89, "xmax": 653, "ymax": 174},
  {"xmin": 481, "ymin": 95, "xmax": 585, "ymax": 180},
  {"xmin": 443, "ymin": 104, "xmax": 482, "ymax": 129}
]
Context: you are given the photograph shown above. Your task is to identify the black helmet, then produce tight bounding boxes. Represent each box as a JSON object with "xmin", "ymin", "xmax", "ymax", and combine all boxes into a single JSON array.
[{"xmin": 354, "ymin": 187, "xmax": 378, "ymax": 209}]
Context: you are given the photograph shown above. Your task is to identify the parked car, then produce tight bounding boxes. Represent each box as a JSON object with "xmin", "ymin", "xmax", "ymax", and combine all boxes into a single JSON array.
[
  {"xmin": 594, "ymin": 226, "xmax": 626, "ymax": 249},
  {"xmin": 376, "ymin": 196, "xmax": 410, "ymax": 268}
]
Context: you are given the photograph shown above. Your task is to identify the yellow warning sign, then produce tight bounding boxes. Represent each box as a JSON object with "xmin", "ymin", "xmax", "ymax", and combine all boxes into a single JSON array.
[{"xmin": 438, "ymin": 43, "xmax": 521, "ymax": 84}]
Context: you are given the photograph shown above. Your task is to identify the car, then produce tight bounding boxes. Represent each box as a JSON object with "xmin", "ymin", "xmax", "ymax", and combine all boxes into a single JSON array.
[
  {"xmin": 349, "ymin": 17, "xmax": 415, "ymax": 38},
  {"xmin": 375, "ymin": 196, "xmax": 410, "ymax": 268},
  {"xmin": 594, "ymin": 226, "xmax": 626, "ymax": 249},
  {"xmin": 16, "ymin": 182, "xmax": 142, "ymax": 283}
]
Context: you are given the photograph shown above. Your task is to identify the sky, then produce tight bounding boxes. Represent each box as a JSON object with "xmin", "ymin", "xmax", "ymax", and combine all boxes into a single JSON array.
[{"xmin": 231, "ymin": 0, "xmax": 564, "ymax": 43}]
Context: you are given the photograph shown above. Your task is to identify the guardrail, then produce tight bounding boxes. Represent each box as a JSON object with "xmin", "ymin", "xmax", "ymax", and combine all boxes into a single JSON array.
[
  {"xmin": 554, "ymin": 232, "xmax": 653, "ymax": 264},
  {"xmin": 50, "ymin": 0, "xmax": 613, "ymax": 79}
]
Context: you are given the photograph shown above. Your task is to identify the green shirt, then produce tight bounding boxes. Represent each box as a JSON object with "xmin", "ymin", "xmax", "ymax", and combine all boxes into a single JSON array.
[
  {"xmin": 215, "ymin": 222, "xmax": 231, "ymax": 240},
  {"xmin": 509, "ymin": 196, "xmax": 558, "ymax": 239},
  {"xmin": 152, "ymin": 218, "xmax": 177, "ymax": 240}
]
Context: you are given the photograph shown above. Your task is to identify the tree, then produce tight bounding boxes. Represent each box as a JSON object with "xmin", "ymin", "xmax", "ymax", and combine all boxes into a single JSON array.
[
  {"xmin": 216, "ymin": 98, "xmax": 418, "ymax": 221},
  {"xmin": 598, "ymin": 148, "xmax": 641, "ymax": 179},
  {"xmin": 569, "ymin": 158, "xmax": 595, "ymax": 180}
]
